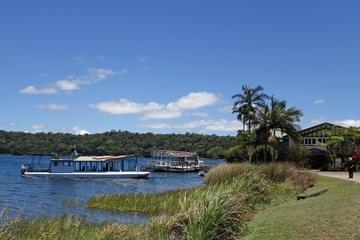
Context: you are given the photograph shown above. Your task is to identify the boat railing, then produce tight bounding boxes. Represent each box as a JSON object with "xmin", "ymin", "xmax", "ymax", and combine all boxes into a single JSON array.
[{"xmin": 23, "ymin": 163, "xmax": 50, "ymax": 172}]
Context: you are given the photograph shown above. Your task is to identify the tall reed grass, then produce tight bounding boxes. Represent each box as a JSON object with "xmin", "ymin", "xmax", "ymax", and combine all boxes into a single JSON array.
[
  {"xmin": 205, "ymin": 162, "xmax": 314, "ymax": 190},
  {"xmin": 87, "ymin": 188, "xmax": 198, "ymax": 214}
]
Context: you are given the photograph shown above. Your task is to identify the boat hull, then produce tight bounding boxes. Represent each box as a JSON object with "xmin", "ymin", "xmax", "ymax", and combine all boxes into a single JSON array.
[
  {"xmin": 152, "ymin": 166, "xmax": 199, "ymax": 173},
  {"xmin": 23, "ymin": 171, "xmax": 150, "ymax": 179}
]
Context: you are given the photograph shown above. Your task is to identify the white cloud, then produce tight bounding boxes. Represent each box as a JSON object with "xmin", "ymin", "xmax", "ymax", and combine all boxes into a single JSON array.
[
  {"xmin": 334, "ymin": 119, "xmax": 360, "ymax": 128},
  {"xmin": 307, "ymin": 116, "xmax": 327, "ymax": 127},
  {"xmin": 142, "ymin": 110, "xmax": 183, "ymax": 119},
  {"xmin": 20, "ymin": 68, "xmax": 115, "ymax": 95},
  {"xmin": 204, "ymin": 119, "xmax": 241, "ymax": 132},
  {"xmin": 218, "ymin": 105, "xmax": 233, "ymax": 113},
  {"xmin": 55, "ymin": 80, "xmax": 80, "ymax": 91},
  {"xmin": 313, "ymin": 99, "xmax": 326, "ymax": 105},
  {"xmin": 188, "ymin": 112, "xmax": 209, "ymax": 118},
  {"xmin": 36, "ymin": 104, "xmax": 69, "ymax": 111},
  {"xmin": 308, "ymin": 120, "xmax": 323, "ymax": 126},
  {"xmin": 88, "ymin": 68, "xmax": 115, "ymax": 80},
  {"xmin": 91, "ymin": 92, "xmax": 220, "ymax": 120},
  {"xmin": 32, "ymin": 124, "xmax": 47, "ymax": 133},
  {"xmin": 90, "ymin": 99, "xmax": 163, "ymax": 115},
  {"xmin": 167, "ymin": 92, "xmax": 220, "ymax": 111},
  {"xmin": 71, "ymin": 126, "xmax": 90, "ymax": 135},
  {"xmin": 8, "ymin": 122, "xmax": 16, "ymax": 127},
  {"xmin": 19, "ymin": 86, "xmax": 57, "ymax": 95},
  {"xmin": 140, "ymin": 119, "xmax": 241, "ymax": 133},
  {"xmin": 55, "ymin": 126, "xmax": 90, "ymax": 135}
]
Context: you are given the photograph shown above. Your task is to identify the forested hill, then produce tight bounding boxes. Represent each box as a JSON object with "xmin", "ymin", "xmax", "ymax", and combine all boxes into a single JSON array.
[{"xmin": 0, "ymin": 130, "xmax": 237, "ymax": 159}]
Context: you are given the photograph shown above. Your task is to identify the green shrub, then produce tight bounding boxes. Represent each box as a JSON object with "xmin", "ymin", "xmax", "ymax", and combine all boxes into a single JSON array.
[
  {"xmin": 287, "ymin": 144, "xmax": 310, "ymax": 167},
  {"xmin": 224, "ymin": 145, "xmax": 246, "ymax": 163},
  {"xmin": 148, "ymin": 172, "xmax": 273, "ymax": 240},
  {"xmin": 87, "ymin": 189, "xmax": 196, "ymax": 214},
  {"xmin": 206, "ymin": 146, "xmax": 225, "ymax": 159},
  {"xmin": 327, "ymin": 165, "xmax": 344, "ymax": 171},
  {"xmin": 205, "ymin": 163, "xmax": 292, "ymax": 185},
  {"xmin": 0, "ymin": 215, "xmax": 102, "ymax": 240},
  {"xmin": 251, "ymin": 145, "xmax": 277, "ymax": 163},
  {"xmin": 179, "ymin": 191, "xmax": 242, "ymax": 240},
  {"xmin": 204, "ymin": 163, "xmax": 253, "ymax": 185},
  {"xmin": 258, "ymin": 162, "xmax": 295, "ymax": 183}
]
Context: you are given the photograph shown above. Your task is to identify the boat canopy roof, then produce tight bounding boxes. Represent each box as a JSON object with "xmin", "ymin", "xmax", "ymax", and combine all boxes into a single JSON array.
[{"xmin": 73, "ymin": 155, "xmax": 136, "ymax": 162}]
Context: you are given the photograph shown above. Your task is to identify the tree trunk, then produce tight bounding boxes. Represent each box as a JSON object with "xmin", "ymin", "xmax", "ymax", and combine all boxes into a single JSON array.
[
  {"xmin": 273, "ymin": 129, "xmax": 276, "ymax": 160},
  {"xmin": 248, "ymin": 146, "xmax": 252, "ymax": 163},
  {"xmin": 264, "ymin": 133, "xmax": 268, "ymax": 163},
  {"xmin": 342, "ymin": 143, "xmax": 345, "ymax": 164}
]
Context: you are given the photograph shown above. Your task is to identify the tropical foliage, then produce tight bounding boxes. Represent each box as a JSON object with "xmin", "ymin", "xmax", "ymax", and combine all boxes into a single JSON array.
[
  {"xmin": 229, "ymin": 85, "xmax": 303, "ymax": 163},
  {"xmin": 321, "ymin": 127, "xmax": 360, "ymax": 167},
  {"xmin": 0, "ymin": 130, "xmax": 236, "ymax": 158}
]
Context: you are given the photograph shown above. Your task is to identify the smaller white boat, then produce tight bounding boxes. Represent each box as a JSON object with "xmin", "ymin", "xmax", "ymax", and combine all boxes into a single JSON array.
[
  {"xmin": 21, "ymin": 154, "xmax": 150, "ymax": 179},
  {"xmin": 149, "ymin": 150, "xmax": 201, "ymax": 172}
]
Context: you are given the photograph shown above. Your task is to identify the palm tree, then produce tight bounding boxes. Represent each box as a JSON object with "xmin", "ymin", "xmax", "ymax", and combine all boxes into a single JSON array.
[
  {"xmin": 268, "ymin": 96, "xmax": 302, "ymax": 142},
  {"xmin": 256, "ymin": 104, "xmax": 272, "ymax": 162},
  {"xmin": 257, "ymin": 97, "xmax": 303, "ymax": 162},
  {"xmin": 232, "ymin": 85, "xmax": 267, "ymax": 133},
  {"xmin": 268, "ymin": 96, "xmax": 285, "ymax": 136}
]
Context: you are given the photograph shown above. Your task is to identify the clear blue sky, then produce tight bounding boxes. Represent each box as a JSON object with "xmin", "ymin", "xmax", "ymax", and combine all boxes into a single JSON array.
[{"xmin": 1, "ymin": 0, "xmax": 360, "ymax": 135}]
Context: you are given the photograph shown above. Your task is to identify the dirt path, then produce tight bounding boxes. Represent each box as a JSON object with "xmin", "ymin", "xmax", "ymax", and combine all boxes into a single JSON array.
[{"xmin": 311, "ymin": 170, "xmax": 360, "ymax": 183}]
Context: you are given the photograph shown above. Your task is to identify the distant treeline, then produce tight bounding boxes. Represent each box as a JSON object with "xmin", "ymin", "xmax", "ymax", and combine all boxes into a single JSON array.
[{"xmin": 0, "ymin": 130, "xmax": 237, "ymax": 159}]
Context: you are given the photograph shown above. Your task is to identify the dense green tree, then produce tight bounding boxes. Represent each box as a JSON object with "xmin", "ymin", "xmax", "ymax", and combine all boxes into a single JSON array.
[
  {"xmin": 224, "ymin": 145, "xmax": 244, "ymax": 162},
  {"xmin": 206, "ymin": 146, "xmax": 225, "ymax": 159},
  {"xmin": 0, "ymin": 130, "xmax": 237, "ymax": 159}
]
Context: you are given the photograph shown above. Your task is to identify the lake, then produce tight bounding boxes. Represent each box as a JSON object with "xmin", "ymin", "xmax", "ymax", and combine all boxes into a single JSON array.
[{"xmin": 0, "ymin": 155, "xmax": 223, "ymax": 224}]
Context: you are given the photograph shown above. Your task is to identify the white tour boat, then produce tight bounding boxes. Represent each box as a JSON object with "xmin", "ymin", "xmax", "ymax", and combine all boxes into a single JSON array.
[
  {"xmin": 21, "ymin": 154, "xmax": 150, "ymax": 178},
  {"xmin": 149, "ymin": 150, "xmax": 201, "ymax": 172}
]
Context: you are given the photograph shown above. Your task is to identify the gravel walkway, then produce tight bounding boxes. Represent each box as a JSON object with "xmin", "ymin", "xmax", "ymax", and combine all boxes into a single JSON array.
[{"xmin": 311, "ymin": 170, "xmax": 360, "ymax": 183}]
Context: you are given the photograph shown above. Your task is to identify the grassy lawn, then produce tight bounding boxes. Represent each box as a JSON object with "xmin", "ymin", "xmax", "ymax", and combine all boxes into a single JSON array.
[{"xmin": 243, "ymin": 176, "xmax": 360, "ymax": 240}]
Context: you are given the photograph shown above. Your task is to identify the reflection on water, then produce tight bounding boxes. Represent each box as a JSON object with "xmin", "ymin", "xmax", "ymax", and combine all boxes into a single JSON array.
[{"xmin": 0, "ymin": 155, "xmax": 224, "ymax": 223}]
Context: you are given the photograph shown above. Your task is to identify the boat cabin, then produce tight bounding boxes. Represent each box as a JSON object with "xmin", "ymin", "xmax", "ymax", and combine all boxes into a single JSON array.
[
  {"xmin": 150, "ymin": 150, "xmax": 200, "ymax": 172},
  {"xmin": 21, "ymin": 154, "xmax": 149, "ymax": 178},
  {"xmin": 50, "ymin": 155, "xmax": 139, "ymax": 173},
  {"xmin": 152, "ymin": 150, "xmax": 199, "ymax": 166}
]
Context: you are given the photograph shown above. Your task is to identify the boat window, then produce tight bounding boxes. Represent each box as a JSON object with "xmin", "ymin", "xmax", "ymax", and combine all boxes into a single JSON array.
[
  {"xmin": 64, "ymin": 161, "xmax": 69, "ymax": 166},
  {"xmin": 75, "ymin": 162, "xmax": 80, "ymax": 171},
  {"xmin": 53, "ymin": 161, "xmax": 58, "ymax": 166}
]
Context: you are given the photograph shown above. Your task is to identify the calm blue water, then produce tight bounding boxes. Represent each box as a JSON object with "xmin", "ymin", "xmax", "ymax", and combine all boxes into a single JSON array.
[{"xmin": 0, "ymin": 155, "xmax": 223, "ymax": 224}]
